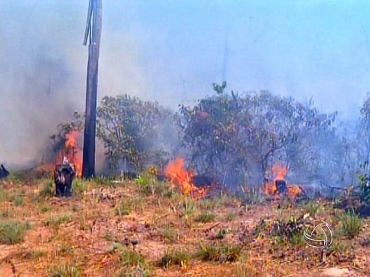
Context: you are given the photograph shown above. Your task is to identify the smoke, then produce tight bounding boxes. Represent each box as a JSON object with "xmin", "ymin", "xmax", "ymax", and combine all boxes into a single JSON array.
[
  {"xmin": 1, "ymin": 1, "xmax": 369, "ymax": 171},
  {"xmin": 0, "ymin": 2, "xmax": 79, "ymax": 166},
  {"xmin": 0, "ymin": 1, "xmax": 149, "ymax": 168}
]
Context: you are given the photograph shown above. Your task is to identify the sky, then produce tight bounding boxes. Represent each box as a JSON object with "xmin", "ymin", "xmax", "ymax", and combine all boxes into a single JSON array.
[{"xmin": 1, "ymin": 0, "xmax": 370, "ymax": 165}]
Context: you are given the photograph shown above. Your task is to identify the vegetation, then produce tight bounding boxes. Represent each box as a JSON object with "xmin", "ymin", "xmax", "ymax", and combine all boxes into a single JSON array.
[
  {"xmin": 0, "ymin": 220, "xmax": 31, "ymax": 244},
  {"xmin": 96, "ymin": 95, "xmax": 178, "ymax": 173},
  {"xmin": 179, "ymin": 83, "xmax": 337, "ymax": 187},
  {"xmin": 195, "ymin": 211, "xmax": 216, "ymax": 223},
  {"xmin": 338, "ymin": 209, "xmax": 363, "ymax": 238},
  {"xmin": 157, "ymin": 249, "xmax": 190, "ymax": 268},
  {"xmin": 48, "ymin": 263, "xmax": 81, "ymax": 277},
  {"xmin": 53, "ymin": 85, "xmax": 370, "ymax": 198},
  {"xmin": 194, "ymin": 242, "xmax": 242, "ymax": 262},
  {"xmin": 3, "ymin": 85, "xmax": 370, "ymax": 276},
  {"xmin": 0, "ymin": 176, "xmax": 369, "ymax": 276}
]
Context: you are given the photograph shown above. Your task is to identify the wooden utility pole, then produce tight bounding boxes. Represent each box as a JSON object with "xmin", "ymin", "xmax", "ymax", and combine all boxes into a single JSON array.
[{"xmin": 82, "ymin": 0, "xmax": 102, "ymax": 178}]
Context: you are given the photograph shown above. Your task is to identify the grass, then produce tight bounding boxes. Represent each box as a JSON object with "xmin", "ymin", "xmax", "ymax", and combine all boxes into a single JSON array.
[
  {"xmin": 48, "ymin": 263, "xmax": 81, "ymax": 277},
  {"xmin": 195, "ymin": 211, "xmax": 216, "ymax": 223},
  {"xmin": 225, "ymin": 210, "xmax": 237, "ymax": 221},
  {"xmin": 289, "ymin": 232, "xmax": 306, "ymax": 246},
  {"xmin": 115, "ymin": 200, "xmax": 132, "ymax": 216},
  {"xmin": 119, "ymin": 247, "xmax": 151, "ymax": 275},
  {"xmin": 0, "ymin": 177, "xmax": 369, "ymax": 276},
  {"xmin": 215, "ymin": 228, "xmax": 230, "ymax": 240},
  {"xmin": 159, "ymin": 224, "xmax": 177, "ymax": 243},
  {"xmin": 137, "ymin": 175, "xmax": 174, "ymax": 198},
  {"xmin": 13, "ymin": 195, "xmax": 24, "ymax": 207},
  {"xmin": 238, "ymin": 187, "xmax": 265, "ymax": 205},
  {"xmin": 0, "ymin": 188, "xmax": 5, "ymax": 202},
  {"xmin": 338, "ymin": 209, "xmax": 363, "ymax": 238},
  {"xmin": 28, "ymin": 250, "xmax": 47, "ymax": 260},
  {"xmin": 39, "ymin": 204, "xmax": 51, "ymax": 213},
  {"xmin": 38, "ymin": 181, "xmax": 55, "ymax": 200},
  {"xmin": 2, "ymin": 208, "xmax": 14, "ymax": 218},
  {"xmin": 120, "ymin": 248, "xmax": 146, "ymax": 266},
  {"xmin": 0, "ymin": 220, "xmax": 31, "ymax": 244},
  {"xmin": 198, "ymin": 198, "xmax": 220, "ymax": 210},
  {"xmin": 179, "ymin": 199, "xmax": 196, "ymax": 218},
  {"xmin": 301, "ymin": 201, "xmax": 321, "ymax": 217},
  {"xmin": 194, "ymin": 242, "xmax": 243, "ymax": 262},
  {"xmin": 72, "ymin": 179, "xmax": 89, "ymax": 195},
  {"xmin": 56, "ymin": 244, "xmax": 75, "ymax": 256},
  {"xmin": 44, "ymin": 213, "xmax": 72, "ymax": 229},
  {"xmin": 157, "ymin": 249, "xmax": 190, "ymax": 268}
]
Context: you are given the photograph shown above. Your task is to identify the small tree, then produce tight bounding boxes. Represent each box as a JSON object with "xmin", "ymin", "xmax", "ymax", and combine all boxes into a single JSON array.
[
  {"xmin": 179, "ymin": 83, "xmax": 337, "ymax": 187},
  {"xmin": 96, "ymin": 94, "xmax": 176, "ymax": 173}
]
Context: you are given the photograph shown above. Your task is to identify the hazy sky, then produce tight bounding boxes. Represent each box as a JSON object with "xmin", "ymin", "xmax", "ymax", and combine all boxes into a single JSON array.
[{"xmin": 1, "ymin": 0, "xmax": 370, "ymax": 164}]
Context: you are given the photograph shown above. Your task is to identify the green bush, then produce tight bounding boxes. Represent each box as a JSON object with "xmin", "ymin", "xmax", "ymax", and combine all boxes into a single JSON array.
[
  {"xmin": 157, "ymin": 249, "xmax": 190, "ymax": 268},
  {"xmin": 358, "ymin": 173, "xmax": 370, "ymax": 204},
  {"xmin": 194, "ymin": 242, "xmax": 242, "ymax": 262},
  {"xmin": 72, "ymin": 179, "xmax": 88, "ymax": 195},
  {"xmin": 39, "ymin": 181, "xmax": 55, "ymax": 199},
  {"xmin": 195, "ymin": 211, "xmax": 216, "ymax": 223},
  {"xmin": 339, "ymin": 209, "xmax": 363, "ymax": 239},
  {"xmin": 0, "ymin": 220, "xmax": 31, "ymax": 245},
  {"xmin": 13, "ymin": 196, "xmax": 24, "ymax": 207}
]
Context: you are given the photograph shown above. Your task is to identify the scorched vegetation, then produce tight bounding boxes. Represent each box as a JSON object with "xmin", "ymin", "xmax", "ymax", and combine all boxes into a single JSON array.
[{"xmin": 1, "ymin": 84, "xmax": 370, "ymax": 276}]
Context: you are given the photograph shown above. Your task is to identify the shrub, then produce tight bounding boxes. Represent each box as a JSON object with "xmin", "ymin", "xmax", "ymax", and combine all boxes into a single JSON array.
[
  {"xmin": 194, "ymin": 242, "xmax": 242, "ymax": 262},
  {"xmin": 13, "ymin": 196, "xmax": 24, "ymax": 207},
  {"xmin": 48, "ymin": 263, "xmax": 80, "ymax": 277},
  {"xmin": 157, "ymin": 249, "xmax": 190, "ymax": 268},
  {"xmin": 339, "ymin": 209, "xmax": 363, "ymax": 238},
  {"xmin": 358, "ymin": 173, "xmax": 370, "ymax": 204},
  {"xmin": 195, "ymin": 211, "xmax": 216, "ymax": 223},
  {"xmin": 39, "ymin": 181, "xmax": 55, "ymax": 199},
  {"xmin": 0, "ymin": 220, "xmax": 31, "ymax": 245}
]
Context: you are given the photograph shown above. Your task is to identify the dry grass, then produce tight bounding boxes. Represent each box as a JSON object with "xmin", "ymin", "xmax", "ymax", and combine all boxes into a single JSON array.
[{"xmin": 0, "ymin": 178, "xmax": 369, "ymax": 277}]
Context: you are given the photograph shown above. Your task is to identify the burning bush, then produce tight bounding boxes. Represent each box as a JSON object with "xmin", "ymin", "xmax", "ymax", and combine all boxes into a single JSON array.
[
  {"xmin": 51, "ymin": 122, "xmax": 83, "ymax": 177},
  {"xmin": 179, "ymin": 83, "xmax": 337, "ymax": 189},
  {"xmin": 164, "ymin": 157, "xmax": 208, "ymax": 200},
  {"xmin": 263, "ymin": 164, "xmax": 305, "ymax": 200}
]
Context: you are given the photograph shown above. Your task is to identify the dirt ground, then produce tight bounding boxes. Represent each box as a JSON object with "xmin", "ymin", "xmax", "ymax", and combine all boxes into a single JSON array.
[{"xmin": 0, "ymin": 178, "xmax": 369, "ymax": 277}]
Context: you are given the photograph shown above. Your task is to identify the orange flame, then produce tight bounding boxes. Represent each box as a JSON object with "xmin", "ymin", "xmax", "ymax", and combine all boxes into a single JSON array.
[
  {"xmin": 56, "ymin": 130, "xmax": 82, "ymax": 177},
  {"xmin": 164, "ymin": 157, "xmax": 207, "ymax": 200},
  {"xmin": 264, "ymin": 164, "xmax": 303, "ymax": 199},
  {"xmin": 286, "ymin": 185, "xmax": 303, "ymax": 199},
  {"xmin": 272, "ymin": 164, "xmax": 288, "ymax": 182}
]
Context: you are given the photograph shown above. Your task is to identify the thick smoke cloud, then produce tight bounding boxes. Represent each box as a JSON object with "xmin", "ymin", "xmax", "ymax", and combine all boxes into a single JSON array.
[
  {"xmin": 0, "ymin": 1, "xmax": 148, "ymax": 167},
  {"xmin": 0, "ymin": 1, "xmax": 84, "ymax": 166},
  {"xmin": 1, "ymin": 1, "xmax": 370, "ymax": 169}
]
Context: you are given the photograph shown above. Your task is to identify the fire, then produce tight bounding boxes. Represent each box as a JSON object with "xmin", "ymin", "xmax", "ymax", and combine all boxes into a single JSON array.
[
  {"xmin": 55, "ymin": 130, "xmax": 82, "ymax": 177},
  {"xmin": 263, "ymin": 164, "xmax": 303, "ymax": 199},
  {"xmin": 286, "ymin": 185, "xmax": 303, "ymax": 199},
  {"xmin": 272, "ymin": 164, "xmax": 288, "ymax": 181},
  {"xmin": 164, "ymin": 157, "xmax": 207, "ymax": 200}
]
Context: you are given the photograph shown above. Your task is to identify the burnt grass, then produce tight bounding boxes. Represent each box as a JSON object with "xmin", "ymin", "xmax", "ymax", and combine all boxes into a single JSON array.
[{"xmin": 0, "ymin": 178, "xmax": 369, "ymax": 277}]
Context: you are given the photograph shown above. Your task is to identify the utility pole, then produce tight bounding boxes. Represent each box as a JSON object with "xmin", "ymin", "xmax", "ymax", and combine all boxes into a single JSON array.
[{"xmin": 82, "ymin": 0, "xmax": 102, "ymax": 178}]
